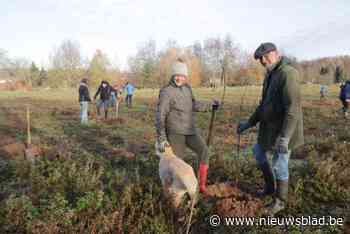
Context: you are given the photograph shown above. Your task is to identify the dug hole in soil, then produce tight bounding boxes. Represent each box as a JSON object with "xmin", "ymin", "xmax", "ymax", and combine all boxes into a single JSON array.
[
  {"xmin": 206, "ymin": 182, "xmax": 264, "ymax": 217},
  {"xmin": 106, "ymin": 147, "xmax": 135, "ymax": 160},
  {"xmin": 0, "ymin": 136, "xmax": 26, "ymax": 159}
]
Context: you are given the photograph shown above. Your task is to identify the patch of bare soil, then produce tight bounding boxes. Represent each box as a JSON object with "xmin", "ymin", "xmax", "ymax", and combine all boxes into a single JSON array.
[
  {"xmin": 0, "ymin": 142, "xmax": 26, "ymax": 159},
  {"xmin": 0, "ymin": 136, "xmax": 17, "ymax": 147},
  {"xmin": 108, "ymin": 135, "xmax": 125, "ymax": 146},
  {"xmin": 127, "ymin": 141, "xmax": 151, "ymax": 155},
  {"xmin": 143, "ymin": 132, "xmax": 155, "ymax": 141},
  {"xmin": 344, "ymin": 219, "xmax": 350, "ymax": 234},
  {"xmin": 303, "ymin": 100, "xmax": 337, "ymax": 108},
  {"xmin": 292, "ymin": 144, "xmax": 312, "ymax": 159},
  {"xmin": 41, "ymin": 140, "xmax": 73, "ymax": 161},
  {"xmin": 0, "ymin": 80, "xmax": 30, "ymax": 91},
  {"xmin": 57, "ymin": 108, "xmax": 78, "ymax": 121},
  {"xmin": 0, "ymin": 107, "xmax": 27, "ymax": 130},
  {"xmin": 106, "ymin": 147, "xmax": 135, "ymax": 160},
  {"xmin": 103, "ymin": 117, "xmax": 127, "ymax": 125},
  {"xmin": 87, "ymin": 109, "xmax": 96, "ymax": 119},
  {"xmin": 206, "ymin": 182, "xmax": 264, "ymax": 217},
  {"xmin": 311, "ymin": 100, "xmax": 336, "ymax": 107},
  {"xmin": 304, "ymin": 127, "xmax": 318, "ymax": 135},
  {"xmin": 60, "ymin": 108, "xmax": 76, "ymax": 116}
]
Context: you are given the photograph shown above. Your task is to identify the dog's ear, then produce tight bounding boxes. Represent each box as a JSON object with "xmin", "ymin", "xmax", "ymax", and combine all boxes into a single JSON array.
[{"xmin": 164, "ymin": 145, "xmax": 174, "ymax": 156}]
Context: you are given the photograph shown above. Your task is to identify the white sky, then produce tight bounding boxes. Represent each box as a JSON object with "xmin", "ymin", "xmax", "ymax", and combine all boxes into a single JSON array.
[{"xmin": 1, "ymin": 0, "xmax": 349, "ymax": 69}]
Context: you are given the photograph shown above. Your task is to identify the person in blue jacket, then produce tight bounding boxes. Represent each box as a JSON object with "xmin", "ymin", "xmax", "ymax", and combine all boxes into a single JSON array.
[
  {"xmin": 124, "ymin": 82, "xmax": 135, "ymax": 108},
  {"xmin": 339, "ymin": 80, "xmax": 350, "ymax": 117}
]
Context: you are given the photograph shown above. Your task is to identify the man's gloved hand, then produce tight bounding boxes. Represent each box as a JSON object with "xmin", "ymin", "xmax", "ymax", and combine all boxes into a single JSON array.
[
  {"xmin": 276, "ymin": 137, "xmax": 289, "ymax": 154},
  {"xmin": 237, "ymin": 121, "xmax": 250, "ymax": 134},
  {"xmin": 212, "ymin": 100, "xmax": 220, "ymax": 111},
  {"xmin": 157, "ymin": 139, "xmax": 170, "ymax": 153}
]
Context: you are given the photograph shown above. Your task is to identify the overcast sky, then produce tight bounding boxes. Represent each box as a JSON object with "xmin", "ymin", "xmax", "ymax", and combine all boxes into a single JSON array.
[{"xmin": 1, "ymin": 0, "xmax": 349, "ymax": 69}]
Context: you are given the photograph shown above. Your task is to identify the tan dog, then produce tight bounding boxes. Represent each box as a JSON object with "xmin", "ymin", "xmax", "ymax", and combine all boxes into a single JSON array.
[{"xmin": 155, "ymin": 142, "xmax": 198, "ymax": 208}]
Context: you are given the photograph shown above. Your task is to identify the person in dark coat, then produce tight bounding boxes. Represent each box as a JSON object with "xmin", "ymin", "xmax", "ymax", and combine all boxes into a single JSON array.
[
  {"xmin": 237, "ymin": 43, "xmax": 304, "ymax": 215},
  {"xmin": 78, "ymin": 78, "xmax": 91, "ymax": 124},
  {"xmin": 94, "ymin": 80, "xmax": 112, "ymax": 119}
]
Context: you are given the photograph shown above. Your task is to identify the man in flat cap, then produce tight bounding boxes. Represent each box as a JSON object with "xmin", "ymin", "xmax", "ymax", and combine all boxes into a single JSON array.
[
  {"xmin": 237, "ymin": 43, "xmax": 304, "ymax": 215},
  {"xmin": 155, "ymin": 58, "xmax": 220, "ymax": 195}
]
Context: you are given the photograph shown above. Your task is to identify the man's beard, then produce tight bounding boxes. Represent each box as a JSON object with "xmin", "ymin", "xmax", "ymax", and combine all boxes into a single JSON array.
[{"xmin": 265, "ymin": 63, "xmax": 274, "ymax": 71}]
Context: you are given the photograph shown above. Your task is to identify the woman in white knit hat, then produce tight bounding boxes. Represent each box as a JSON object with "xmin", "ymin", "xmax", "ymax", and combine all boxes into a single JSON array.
[{"xmin": 155, "ymin": 58, "xmax": 219, "ymax": 195}]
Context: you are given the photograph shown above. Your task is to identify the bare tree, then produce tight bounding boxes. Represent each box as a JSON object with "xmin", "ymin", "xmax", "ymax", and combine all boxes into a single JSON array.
[
  {"xmin": 50, "ymin": 39, "xmax": 82, "ymax": 70},
  {"xmin": 0, "ymin": 49, "xmax": 11, "ymax": 69},
  {"xmin": 128, "ymin": 39, "xmax": 158, "ymax": 88},
  {"xmin": 49, "ymin": 39, "xmax": 82, "ymax": 87},
  {"xmin": 201, "ymin": 35, "xmax": 240, "ymax": 86}
]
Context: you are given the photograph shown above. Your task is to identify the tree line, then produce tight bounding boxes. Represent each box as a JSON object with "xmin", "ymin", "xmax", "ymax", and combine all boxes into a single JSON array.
[
  {"xmin": 0, "ymin": 41, "xmax": 120, "ymax": 88},
  {"xmin": 1, "ymin": 36, "xmax": 349, "ymax": 89}
]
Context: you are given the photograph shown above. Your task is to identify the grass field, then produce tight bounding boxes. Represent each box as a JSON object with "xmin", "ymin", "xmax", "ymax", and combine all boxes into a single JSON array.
[{"xmin": 0, "ymin": 85, "xmax": 349, "ymax": 233}]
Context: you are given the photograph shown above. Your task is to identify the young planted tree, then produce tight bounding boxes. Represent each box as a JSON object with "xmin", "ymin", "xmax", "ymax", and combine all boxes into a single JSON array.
[
  {"xmin": 38, "ymin": 67, "xmax": 48, "ymax": 86},
  {"xmin": 29, "ymin": 62, "xmax": 40, "ymax": 87}
]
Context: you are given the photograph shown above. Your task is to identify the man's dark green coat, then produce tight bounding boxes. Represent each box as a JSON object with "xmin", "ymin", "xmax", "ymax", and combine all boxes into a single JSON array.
[{"xmin": 248, "ymin": 56, "xmax": 304, "ymax": 151}]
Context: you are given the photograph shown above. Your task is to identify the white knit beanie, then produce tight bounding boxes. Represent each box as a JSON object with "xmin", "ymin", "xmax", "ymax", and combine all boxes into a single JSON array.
[{"xmin": 171, "ymin": 59, "xmax": 188, "ymax": 77}]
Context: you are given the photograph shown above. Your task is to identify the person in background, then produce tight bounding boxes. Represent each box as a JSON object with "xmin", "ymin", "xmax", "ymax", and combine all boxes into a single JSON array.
[
  {"xmin": 124, "ymin": 82, "xmax": 135, "ymax": 108},
  {"xmin": 109, "ymin": 85, "xmax": 118, "ymax": 108},
  {"xmin": 109, "ymin": 84, "xmax": 122, "ymax": 115},
  {"xmin": 339, "ymin": 80, "xmax": 350, "ymax": 118},
  {"xmin": 78, "ymin": 78, "xmax": 91, "ymax": 124},
  {"xmin": 94, "ymin": 80, "xmax": 112, "ymax": 119},
  {"xmin": 320, "ymin": 85, "xmax": 327, "ymax": 100}
]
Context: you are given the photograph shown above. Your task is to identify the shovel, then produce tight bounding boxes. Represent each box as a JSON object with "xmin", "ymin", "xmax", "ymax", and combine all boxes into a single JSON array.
[{"xmin": 206, "ymin": 102, "xmax": 219, "ymax": 146}]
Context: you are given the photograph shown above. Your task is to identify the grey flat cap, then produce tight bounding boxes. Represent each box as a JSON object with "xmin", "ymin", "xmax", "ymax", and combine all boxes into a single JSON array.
[{"xmin": 254, "ymin": 42, "xmax": 277, "ymax": 59}]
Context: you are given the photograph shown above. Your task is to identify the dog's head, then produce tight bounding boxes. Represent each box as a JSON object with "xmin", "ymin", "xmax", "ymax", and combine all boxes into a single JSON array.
[{"xmin": 155, "ymin": 141, "xmax": 175, "ymax": 158}]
